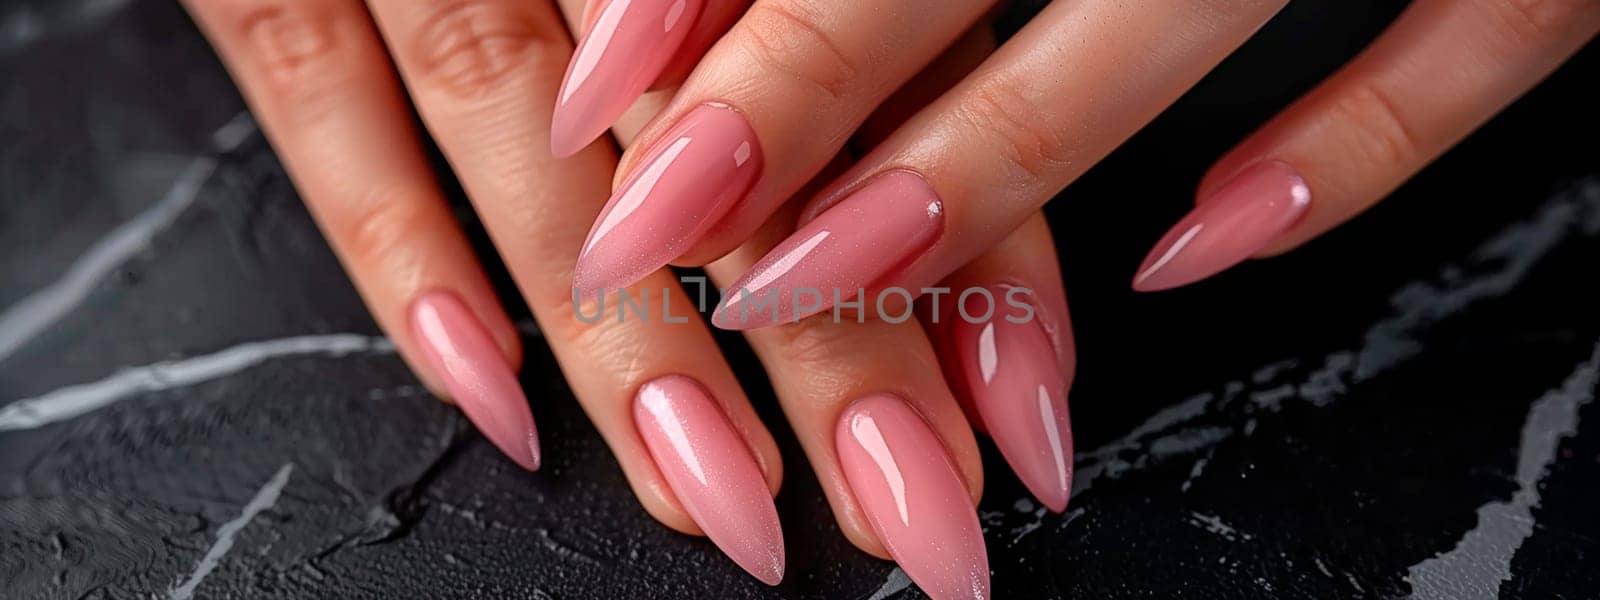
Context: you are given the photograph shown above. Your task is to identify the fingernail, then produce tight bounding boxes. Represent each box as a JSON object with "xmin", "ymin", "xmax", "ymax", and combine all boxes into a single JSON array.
[
  {"xmin": 409, "ymin": 292, "xmax": 540, "ymax": 471},
  {"xmin": 950, "ymin": 287, "xmax": 1073, "ymax": 512},
  {"xmin": 836, "ymin": 394, "xmax": 989, "ymax": 600},
  {"xmin": 574, "ymin": 103, "xmax": 761, "ymax": 292},
  {"xmin": 712, "ymin": 171, "xmax": 942, "ymax": 330},
  {"xmin": 634, "ymin": 375, "xmax": 785, "ymax": 585},
  {"xmin": 551, "ymin": 0, "xmax": 705, "ymax": 157},
  {"xmin": 1133, "ymin": 161, "xmax": 1311, "ymax": 291}
]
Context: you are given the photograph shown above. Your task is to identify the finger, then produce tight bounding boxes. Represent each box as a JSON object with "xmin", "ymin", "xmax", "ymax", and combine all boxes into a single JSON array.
[
  {"xmin": 181, "ymin": 0, "xmax": 533, "ymax": 466},
  {"xmin": 549, "ymin": 0, "xmax": 753, "ymax": 156},
  {"xmin": 925, "ymin": 214, "xmax": 1077, "ymax": 513},
  {"xmin": 1133, "ymin": 0, "xmax": 1600, "ymax": 290},
  {"xmin": 569, "ymin": 0, "xmax": 1000, "ymax": 293},
  {"xmin": 854, "ymin": 22, "xmax": 1070, "ymax": 489},
  {"xmin": 704, "ymin": 204, "xmax": 991, "ymax": 600},
  {"xmin": 852, "ymin": 23, "xmax": 997, "ymax": 154},
  {"xmin": 598, "ymin": 29, "xmax": 992, "ymax": 596},
  {"xmin": 363, "ymin": 0, "xmax": 784, "ymax": 582},
  {"xmin": 712, "ymin": 0, "xmax": 1290, "ymax": 329}
]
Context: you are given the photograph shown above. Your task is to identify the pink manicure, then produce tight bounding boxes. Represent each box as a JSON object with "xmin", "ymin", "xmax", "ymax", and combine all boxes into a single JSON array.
[
  {"xmin": 551, "ymin": 0, "xmax": 705, "ymax": 157},
  {"xmin": 634, "ymin": 376, "xmax": 785, "ymax": 584},
  {"xmin": 950, "ymin": 288, "xmax": 1074, "ymax": 512},
  {"xmin": 574, "ymin": 104, "xmax": 762, "ymax": 292},
  {"xmin": 836, "ymin": 394, "xmax": 989, "ymax": 600},
  {"xmin": 409, "ymin": 292, "xmax": 540, "ymax": 471},
  {"xmin": 713, "ymin": 171, "xmax": 943, "ymax": 330},
  {"xmin": 1133, "ymin": 161, "xmax": 1311, "ymax": 291}
]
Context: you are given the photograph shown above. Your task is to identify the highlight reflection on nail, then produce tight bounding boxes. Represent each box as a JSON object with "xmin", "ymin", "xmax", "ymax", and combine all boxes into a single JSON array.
[
  {"xmin": 551, "ymin": 0, "xmax": 705, "ymax": 156},
  {"xmin": 836, "ymin": 394, "xmax": 988, "ymax": 600},
  {"xmin": 950, "ymin": 287, "xmax": 1074, "ymax": 512},
  {"xmin": 713, "ymin": 171, "xmax": 942, "ymax": 330},
  {"xmin": 634, "ymin": 375, "xmax": 784, "ymax": 584},
  {"xmin": 409, "ymin": 291, "xmax": 540, "ymax": 471},
  {"xmin": 574, "ymin": 104, "xmax": 761, "ymax": 292},
  {"xmin": 1133, "ymin": 161, "xmax": 1311, "ymax": 291}
]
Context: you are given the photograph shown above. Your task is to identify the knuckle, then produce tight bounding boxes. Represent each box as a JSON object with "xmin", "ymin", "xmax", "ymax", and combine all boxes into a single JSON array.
[
  {"xmin": 405, "ymin": 1, "xmax": 564, "ymax": 100},
  {"xmin": 958, "ymin": 79, "xmax": 1074, "ymax": 182},
  {"xmin": 736, "ymin": 1, "xmax": 860, "ymax": 101},
  {"xmin": 540, "ymin": 283, "xmax": 591, "ymax": 340},
  {"xmin": 1326, "ymin": 81, "xmax": 1423, "ymax": 168},
  {"xmin": 760, "ymin": 316, "xmax": 880, "ymax": 374},
  {"xmin": 335, "ymin": 191, "xmax": 439, "ymax": 270},
  {"xmin": 235, "ymin": 2, "xmax": 349, "ymax": 90},
  {"xmin": 564, "ymin": 316, "xmax": 648, "ymax": 377},
  {"xmin": 764, "ymin": 321, "xmax": 840, "ymax": 367},
  {"xmin": 222, "ymin": 1, "xmax": 381, "ymax": 127}
]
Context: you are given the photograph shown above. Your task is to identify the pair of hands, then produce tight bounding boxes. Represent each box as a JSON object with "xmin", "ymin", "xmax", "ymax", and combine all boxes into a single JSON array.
[{"xmin": 184, "ymin": 0, "xmax": 1599, "ymax": 596}]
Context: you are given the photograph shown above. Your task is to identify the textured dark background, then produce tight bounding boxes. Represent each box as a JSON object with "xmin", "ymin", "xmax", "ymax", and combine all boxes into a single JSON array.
[{"xmin": 3, "ymin": 0, "xmax": 1599, "ymax": 598}]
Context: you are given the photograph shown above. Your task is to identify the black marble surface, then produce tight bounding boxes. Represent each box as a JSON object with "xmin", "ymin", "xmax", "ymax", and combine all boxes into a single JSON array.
[{"xmin": 3, "ymin": 1, "xmax": 1599, "ymax": 598}]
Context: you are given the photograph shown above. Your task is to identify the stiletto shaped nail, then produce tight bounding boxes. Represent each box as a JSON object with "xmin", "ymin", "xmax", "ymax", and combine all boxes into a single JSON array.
[
  {"xmin": 1133, "ymin": 161, "xmax": 1311, "ymax": 291},
  {"xmin": 950, "ymin": 288, "xmax": 1073, "ymax": 512},
  {"xmin": 836, "ymin": 394, "xmax": 988, "ymax": 600},
  {"xmin": 409, "ymin": 292, "xmax": 540, "ymax": 471},
  {"xmin": 551, "ymin": 0, "xmax": 705, "ymax": 157},
  {"xmin": 574, "ymin": 104, "xmax": 761, "ymax": 292},
  {"xmin": 713, "ymin": 171, "xmax": 942, "ymax": 330},
  {"xmin": 634, "ymin": 376, "xmax": 785, "ymax": 584}
]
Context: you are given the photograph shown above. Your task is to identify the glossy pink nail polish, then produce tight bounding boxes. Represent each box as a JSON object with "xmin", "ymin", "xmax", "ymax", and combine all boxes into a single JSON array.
[
  {"xmin": 950, "ymin": 288, "xmax": 1073, "ymax": 512},
  {"xmin": 712, "ymin": 171, "xmax": 943, "ymax": 330},
  {"xmin": 1133, "ymin": 161, "xmax": 1311, "ymax": 291},
  {"xmin": 574, "ymin": 104, "xmax": 762, "ymax": 292},
  {"xmin": 551, "ymin": 0, "xmax": 705, "ymax": 157},
  {"xmin": 836, "ymin": 394, "xmax": 989, "ymax": 600},
  {"xmin": 633, "ymin": 375, "xmax": 785, "ymax": 584},
  {"xmin": 409, "ymin": 292, "xmax": 540, "ymax": 471}
]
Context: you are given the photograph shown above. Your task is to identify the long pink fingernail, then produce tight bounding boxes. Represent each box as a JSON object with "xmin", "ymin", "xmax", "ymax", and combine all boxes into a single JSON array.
[
  {"xmin": 551, "ymin": 0, "xmax": 704, "ymax": 157},
  {"xmin": 836, "ymin": 394, "xmax": 988, "ymax": 600},
  {"xmin": 574, "ymin": 104, "xmax": 761, "ymax": 292},
  {"xmin": 950, "ymin": 287, "xmax": 1074, "ymax": 512},
  {"xmin": 1133, "ymin": 161, "xmax": 1311, "ymax": 291},
  {"xmin": 633, "ymin": 375, "xmax": 786, "ymax": 584},
  {"xmin": 712, "ymin": 171, "xmax": 943, "ymax": 330},
  {"xmin": 409, "ymin": 292, "xmax": 540, "ymax": 471}
]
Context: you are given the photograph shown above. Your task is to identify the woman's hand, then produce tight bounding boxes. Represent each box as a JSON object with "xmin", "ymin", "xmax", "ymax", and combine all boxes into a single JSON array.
[
  {"xmin": 182, "ymin": 0, "xmax": 791, "ymax": 581},
  {"xmin": 563, "ymin": 0, "xmax": 1598, "ymax": 323},
  {"xmin": 181, "ymin": 1, "xmax": 1080, "ymax": 597}
]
